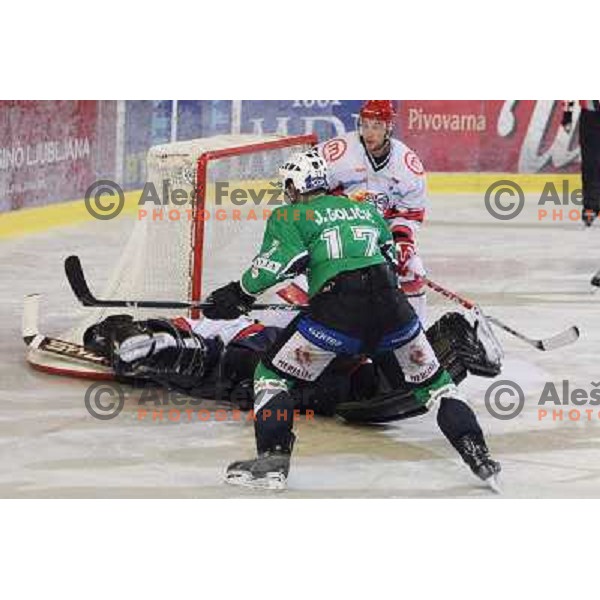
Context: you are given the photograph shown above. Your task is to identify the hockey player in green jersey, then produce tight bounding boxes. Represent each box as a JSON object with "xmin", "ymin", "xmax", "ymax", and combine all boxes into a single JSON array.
[{"xmin": 204, "ymin": 149, "xmax": 500, "ymax": 491}]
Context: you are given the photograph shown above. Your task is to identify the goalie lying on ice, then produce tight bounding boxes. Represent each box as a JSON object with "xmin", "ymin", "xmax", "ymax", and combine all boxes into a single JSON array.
[
  {"xmin": 83, "ymin": 310, "xmax": 501, "ymax": 423},
  {"xmin": 201, "ymin": 149, "xmax": 502, "ymax": 491}
]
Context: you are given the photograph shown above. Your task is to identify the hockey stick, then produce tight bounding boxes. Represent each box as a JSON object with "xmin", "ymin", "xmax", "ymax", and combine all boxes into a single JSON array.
[
  {"xmin": 22, "ymin": 294, "xmax": 111, "ymax": 367},
  {"xmin": 424, "ymin": 278, "xmax": 580, "ymax": 351},
  {"xmin": 64, "ymin": 255, "xmax": 301, "ymax": 312},
  {"xmin": 272, "ymin": 278, "xmax": 577, "ymax": 352}
]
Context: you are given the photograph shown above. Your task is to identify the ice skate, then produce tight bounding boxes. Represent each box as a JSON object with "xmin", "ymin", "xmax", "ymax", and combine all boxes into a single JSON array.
[
  {"xmin": 224, "ymin": 450, "xmax": 292, "ymax": 491},
  {"xmin": 455, "ymin": 433, "xmax": 502, "ymax": 492}
]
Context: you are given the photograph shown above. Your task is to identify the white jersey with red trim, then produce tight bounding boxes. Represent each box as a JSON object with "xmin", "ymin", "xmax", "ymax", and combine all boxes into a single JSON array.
[
  {"xmin": 179, "ymin": 313, "xmax": 297, "ymax": 345},
  {"xmin": 316, "ymin": 132, "xmax": 428, "ymax": 236},
  {"xmin": 316, "ymin": 132, "xmax": 428, "ymax": 322}
]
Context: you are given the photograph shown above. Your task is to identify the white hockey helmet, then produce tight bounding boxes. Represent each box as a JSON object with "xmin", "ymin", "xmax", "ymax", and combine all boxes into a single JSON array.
[{"xmin": 279, "ymin": 149, "xmax": 329, "ymax": 198}]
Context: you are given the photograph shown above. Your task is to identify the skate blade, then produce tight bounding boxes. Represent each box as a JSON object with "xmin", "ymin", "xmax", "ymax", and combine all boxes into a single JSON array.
[
  {"xmin": 484, "ymin": 473, "xmax": 502, "ymax": 494},
  {"xmin": 224, "ymin": 470, "xmax": 287, "ymax": 491}
]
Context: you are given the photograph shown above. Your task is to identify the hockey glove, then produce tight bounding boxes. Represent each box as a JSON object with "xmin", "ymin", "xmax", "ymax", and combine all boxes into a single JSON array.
[
  {"xmin": 203, "ymin": 281, "xmax": 256, "ymax": 320},
  {"xmin": 393, "ymin": 225, "xmax": 426, "ymax": 295}
]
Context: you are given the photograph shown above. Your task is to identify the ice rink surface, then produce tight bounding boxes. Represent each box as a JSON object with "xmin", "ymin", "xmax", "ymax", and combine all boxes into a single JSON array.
[{"xmin": 1, "ymin": 193, "xmax": 599, "ymax": 498}]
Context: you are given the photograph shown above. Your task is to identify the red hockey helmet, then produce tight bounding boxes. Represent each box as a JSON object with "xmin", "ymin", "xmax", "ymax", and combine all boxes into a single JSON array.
[{"xmin": 359, "ymin": 100, "xmax": 395, "ymax": 125}]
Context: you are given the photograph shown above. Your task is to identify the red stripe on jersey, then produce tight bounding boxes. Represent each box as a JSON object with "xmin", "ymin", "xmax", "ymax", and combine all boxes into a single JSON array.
[
  {"xmin": 277, "ymin": 283, "xmax": 309, "ymax": 306},
  {"xmin": 233, "ymin": 322, "xmax": 265, "ymax": 341},
  {"xmin": 384, "ymin": 207, "xmax": 425, "ymax": 223}
]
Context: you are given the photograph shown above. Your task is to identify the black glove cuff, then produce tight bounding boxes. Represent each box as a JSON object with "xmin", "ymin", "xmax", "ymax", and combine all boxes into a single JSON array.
[{"xmin": 236, "ymin": 281, "xmax": 256, "ymax": 305}]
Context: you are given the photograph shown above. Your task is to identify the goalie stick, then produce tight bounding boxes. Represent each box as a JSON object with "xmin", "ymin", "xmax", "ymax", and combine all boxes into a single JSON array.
[
  {"xmin": 22, "ymin": 294, "xmax": 112, "ymax": 369},
  {"xmin": 64, "ymin": 255, "xmax": 301, "ymax": 312},
  {"xmin": 424, "ymin": 278, "xmax": 579, "ymax": 352}
]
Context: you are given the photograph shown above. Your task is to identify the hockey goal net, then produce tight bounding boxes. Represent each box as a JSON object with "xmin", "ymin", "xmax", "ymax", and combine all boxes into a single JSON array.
[{"xmin": 63, "ymin": 133, "xmax": 317, "ymax": 351}]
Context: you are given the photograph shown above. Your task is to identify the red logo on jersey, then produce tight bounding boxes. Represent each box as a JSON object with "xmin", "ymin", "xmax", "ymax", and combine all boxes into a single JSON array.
[
  {"xmin": 409, "ymin": 347, "xmax": 427, "ymax": 366},
  {"xmin": 322, "ymin": 138, "xmax": 347, "ymax": 163},
  {"xmin": 294, "ymin": 346, "xmax": 313, "ymax": 367},
  {"xmin": 404, "ymin": 151, "xmax": 425, "ymax": 175}
]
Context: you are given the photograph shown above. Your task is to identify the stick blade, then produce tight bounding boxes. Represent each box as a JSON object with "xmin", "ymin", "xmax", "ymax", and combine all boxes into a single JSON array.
[
  {"xmin": 539, "ymin": 326, "xmax": 580, "ymax": 352},
  {"xmin": 23, "ymin": 294, "xmax": 41, "ymax": 344}
]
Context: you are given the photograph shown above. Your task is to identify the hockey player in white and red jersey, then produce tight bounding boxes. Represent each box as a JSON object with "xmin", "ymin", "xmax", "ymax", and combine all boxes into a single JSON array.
[{"xmin": 316, "ymin": 100, "xmax": 429, "ymax": 322}]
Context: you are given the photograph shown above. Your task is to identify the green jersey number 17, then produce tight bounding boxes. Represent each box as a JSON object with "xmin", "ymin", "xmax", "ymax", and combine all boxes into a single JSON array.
[{"xmin": 320, "ymin": 225, "xmax": 380, "ymax": 260}]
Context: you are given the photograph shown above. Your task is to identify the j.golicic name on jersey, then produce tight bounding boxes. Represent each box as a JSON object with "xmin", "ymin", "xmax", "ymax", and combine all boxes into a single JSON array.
[{"xmin": 312, "ymin": 206, "xmax": 375, "ymax": 226}]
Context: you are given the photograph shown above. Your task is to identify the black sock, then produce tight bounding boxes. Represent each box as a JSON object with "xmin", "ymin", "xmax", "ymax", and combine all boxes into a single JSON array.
[
  {"xmin": 437, "ymin": 397, "xmax": 483, "ymax": 451},
  {"xmin": 255, "ymin": 391, "xmax": 296, "ymax": 454}
]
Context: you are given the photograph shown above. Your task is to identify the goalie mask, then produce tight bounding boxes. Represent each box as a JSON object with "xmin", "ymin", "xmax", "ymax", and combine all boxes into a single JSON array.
[{"xmin": 279, "ymin": 149, "xmax": 329, "ymax": 202}]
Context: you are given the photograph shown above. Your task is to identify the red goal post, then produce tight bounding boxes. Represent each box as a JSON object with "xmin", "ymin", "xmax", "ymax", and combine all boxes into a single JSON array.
[{"xmin": 190, "ymin": 134, "xmax": 317, "ymax": 317}]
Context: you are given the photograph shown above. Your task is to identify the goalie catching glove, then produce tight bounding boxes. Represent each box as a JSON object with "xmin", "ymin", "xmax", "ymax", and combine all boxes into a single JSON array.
[{"xmin": 203, "ymin": 281, "xmax": 256, "ymax": 320}]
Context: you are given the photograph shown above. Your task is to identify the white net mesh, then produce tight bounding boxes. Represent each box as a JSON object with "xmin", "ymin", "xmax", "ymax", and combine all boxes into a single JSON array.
[{"xmin": 64, "ymin": 134, "xmax": 315, "ymax": 343}]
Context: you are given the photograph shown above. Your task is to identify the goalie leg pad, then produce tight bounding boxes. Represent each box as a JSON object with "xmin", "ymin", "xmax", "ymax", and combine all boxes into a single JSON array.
[
  {"xmin": 139, "ymin": 318, "xmax": 211, "ymax": 379},
  {"xmin": 335, "ymin": 385, "xmax": 427, "ymax": 423},
  {"xmin": 84, "ymin": 315, "xmax": 216, "ymax": 386}
]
